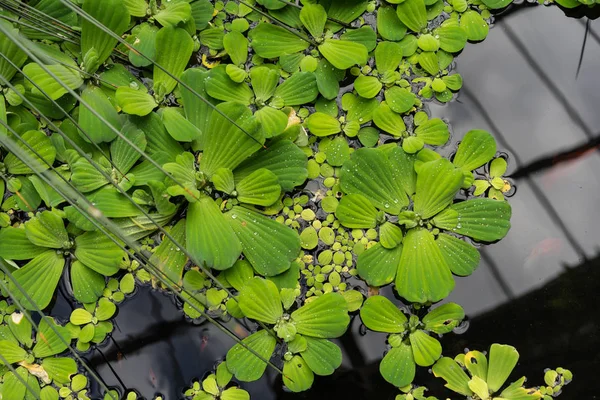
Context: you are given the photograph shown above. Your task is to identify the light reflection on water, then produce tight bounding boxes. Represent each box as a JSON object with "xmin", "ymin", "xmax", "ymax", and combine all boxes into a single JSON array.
[{"xmin": 83, "ymin": 6, "xmax": 600, "ymax": 399}]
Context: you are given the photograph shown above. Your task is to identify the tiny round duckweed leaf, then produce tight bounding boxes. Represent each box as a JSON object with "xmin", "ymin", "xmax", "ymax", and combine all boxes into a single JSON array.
[
  {"xmin": 380, "ymin": 343, "xmax": 415, "ymax": 388},
  {"xmin": 239, "ymin": 278, "xmax": 283, "ymax": 324},
  {"xmin": 360, "ymin": 295, "xmax": 407, "ymax": 333}
]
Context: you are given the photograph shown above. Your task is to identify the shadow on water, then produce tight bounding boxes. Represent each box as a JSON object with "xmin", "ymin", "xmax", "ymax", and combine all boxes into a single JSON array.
[{"xmin": 74, "ymin": 4, "xmax": 600, "ymax": 399}]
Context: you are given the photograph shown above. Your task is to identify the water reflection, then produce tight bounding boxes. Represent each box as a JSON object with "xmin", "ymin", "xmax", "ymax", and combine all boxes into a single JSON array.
[{"xmin": 85, "ymin": 5, "xmax": 600, "ymax": 399}]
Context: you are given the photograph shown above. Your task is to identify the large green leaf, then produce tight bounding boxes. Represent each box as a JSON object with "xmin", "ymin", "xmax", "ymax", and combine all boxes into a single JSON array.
[
  {"xmin": 437, "ymin": 199, "xmax": 512, "ymax": 242},
  {"xmin": 354, "ymin": 75, "xmax": 383, "ymax": 99},
  {"xmin": 32, "ymin": 318, "xmax": 69, "ymax": 358},
  {"xmin": 250, "ymin": 67, "xmax": 279, "ymax": 103},
  {"xmin": 70, "ymin": 261, "xmax": 105, "ymax": 304},
  {"xmin": 205, "ymin": 66, "xmax": 254, "ymax": 105},
  {"xmin": 4, "ymin": 130, "xmax": 56, "ymax": 175},
  {"xmin": 436, "ymin": 233, "xmax": 480, "ymax": 276},
  {"xmin": 396, "ymin": 0, "xmax": 427, "ymax": 32},
  {"xmin": 224, "ymin": 31, "xmax": 249, "ymax": 66},
  {"xmin": 3, "ymin": 366, "xmax": 28, "ymax": 400},
  {"xmin": 201, "ymin": 102, "xmax": 263, "ymax": 177},
  {"xmin": 375, "ymin": 41, "xmax": 404, "ymax": 72},
  {"xmin": 415, "ymin": 118, "xmax": 449, "ymax": 146},
  {"xmin": 460, "ymin": 11, "xmax": 489, "ymax": 42},
  {"xmin": 11, "ymin": 250, "xmax": 64, "ymax": 310},
  {"xmin": 79, "ymin": 85, "xmax": 121, "ymax": 143},
  {"xmin": 150, "ymin": 219, "xmax": 187, "ymax": 286},
  {"xmin": 380, "ymin": 343, "xmax": 415, "ymax": 388},
  {"xmin": 74, "ymin": 231, "xmax": 124, "ymax": 276},
  {"xmin": 273, "ymin": 72, "xmax": 318, "ymax": 106},
  {"xmin": 81, "ymin": 0, "xmax": 130, "ymax": 73},
  {"xmin": 413, "ymin": 159, "xmax": 464, "ymax": 219},
  {"xmin": 372, "ymin": 103, "xmax": 406, "ymax": 137},
  {"xmin": 88, "ymin": 187, "xmax": 144, "ymax": 218},
  {"xmin": 128, "ymin": 23, "xmax": 158, "ymax": 67},
  {"xmin": 186, "ymin": 196, "xmax": 241, "ymax": 271},
  {"xmin": 236, "ymin": 168, "xmax": 281, "ymax": 206},
  {"xmin": 291, "ymin": 292, "xmax": 349, "ymax": 338},
  {"xmin": 340, "ymin": 148, "xmax": 408, "ymax": 215},
  {"xmin": 70, "ymin": 157, "xmax": 110, "ymax": 193},
  {"xmin": 453, "ymin": 130, "xmax": 497, "ymax": 171},
  {"xmin": 299, "ymin": 4, "xmax": 327, "ymax": 38},
  {"xmin": 357, "ymin": 243, "xmax": 403, "ymax": 287},
  {"xmin": 254, "ymin": 107, "xmax": 288, "ymax": 138},
  {"xmin": 226, "ymin": 206, "xmax": 300, "ymax": 276},
  {"xmin": 395, "ymin": 228, "xmax": 454, "ymax": 303},
  {"xmin": 437, "ymin": 26, "xmax": 468, "ymax": 53},
  {"xmin": 153, "ymin": 26, "xmax": 194, "ymax": 99},
  {"xmin": 226, "ymin": 330, "xmax": 277, "ymax": 382},
  {"xmin": 0, "ymin": 227, "xmax": 46, "ymax": 260},
  {"xmin": 249, "ymin": 23, "xmax": 310, "ymax": 59},
  {"xmin": 384, "ymin": 87, "xmax": 416, "ymax": 114},
  {"xmin": 161, "ymin": 107, "xmax": 202, "ymax": 143},
  {"xmin": 129, "ymin": 112, "xmax": 183, "ymax": 159},
  {"xmin": 387, "ymin": 146, "xmax": 417, "ymax": 196},
  {"xmin": 22, "ymin": 64, "xmax": 83, "ymax": 100},
  {"xmin": 409, "ymin": 330, "xmax": 442, "ymax": 366},
  {"xmin": 305, "ymin": 112, "xmax": 341, "ymax": 137},
  {"xmin": 318, "ymin": 39, "xmax": 368, "ymax": 70},
  {"xmin": 377, "ymin": 6, "xmax": 407, "ymax": 41},
  {"xmin": 360, "ymin": 295, "xmax": 407, "ymax": 333},
  {"xmin": 238, "ymin": 277, "xmax": 283, "ymax": 324},
  {"xmin": 24, "ymin": 210, "xmax": 68, "ymax": 249},
  {"xmin": 0, "ymin": 340, "xmax": 28, "ymax": 363},
  {"xmin": 300, "ymin": 337, "xmax": 342, "ymax": 376},
  {"xmin": 283, "ymin": 355, "xmax": 314, "ymax": 392},
  {"xmin": 432, "ymin": 357, "xmax": 473, "ymax": 396},
  {"xmin": 314, "ymin": 58, "xmax": 340, "ymax": 100},
  {"xmin": 154, "ymin": 1, "xmax": 191, "ymax": 26},
  {"xmin": 335, "ymin": 194, "xmax": 379, "ymax": 229},
  {"xmin": 487, "ymin": 344, "xmax": 519, "ymax": 393}
]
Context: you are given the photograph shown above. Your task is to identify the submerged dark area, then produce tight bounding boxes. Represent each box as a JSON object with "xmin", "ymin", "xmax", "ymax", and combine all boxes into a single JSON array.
[{"xmin": 53, "ymin": 4, "xmax": 600, "ymax": 399}]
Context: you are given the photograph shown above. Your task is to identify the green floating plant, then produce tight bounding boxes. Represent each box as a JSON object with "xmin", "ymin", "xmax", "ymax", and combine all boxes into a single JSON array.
[
  {"xmin": 226, "ymin": 277, "xmax": 349, "ymax": 392},
  {"xmin": 184, "ymin": 362, "xmax": 250, "ymax": 400},
  {"xmin": 432, "ymin": 344, "xmax": 573, "ymax": 400},
  {"xmin": 66, "ymin": 297, "xmax": 117, "ymax": 352},
  {"xmin": 337, "ymin": 142, "xmax": 512, "ymax": 303},
  {"xmin": 0, "ymin": 313, "xmax": 76, "ymax": 399},
  {"xmin": 361, "ymin": 296, "xmax": 464, "ymax": 387}
]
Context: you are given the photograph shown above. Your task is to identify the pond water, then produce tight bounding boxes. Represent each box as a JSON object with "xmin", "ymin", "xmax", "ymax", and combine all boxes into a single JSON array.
[{"xmin": 61, "ymin": 5, "xmax": 600, "ymax": 399}]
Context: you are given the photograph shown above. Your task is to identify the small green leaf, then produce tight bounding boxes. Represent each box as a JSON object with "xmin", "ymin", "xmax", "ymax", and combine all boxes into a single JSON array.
[
  {"xmin": 453, "ymin": 130, "xmax": 497, "ymax": 171},
  {"xmin": 306, "ymin": 112, "xmax": 341, "ymax": 137},
  {"xmin": 0, "ymin": 340, "xmax": 28, "ymax": 363},
  {"xmin": 74, "ymin": 231, "xmax": 124, "ymax": 276},
  {"xmin": 436, "ymin": 233, "xmax": 480, "ymax": 276},
  {"xmin": 0, "ymin": 227, "xmax": 46, "ymax": 260},
  {"xmin": 154, "ymin": 26, "xmax": 194, "ymax": 99},
  {"xmin": 318, "ymin": 39, "xmax": 368, "ymax": 70},
  {"xmin": 464, "ymin": 350, "xmax": 488, "ymax": 380},
  {"xmin": 460, "ymin": 11, "xmax": 489, "ymax": 41},
  {"xmin": 480, "ymin": 0, "xmax": 513, "ymax": 9},
  {"xmin": 96, "ymin": 297, "xmax": 116, "ymax": 321},
  {"xmin": 436, "ymin": 26, "xmax": 468, "ymax": 53},
  {"xmin": 432, "ymin": 357, "xmax": 473, "ymax": 396},
  {"xmin": 186, "ymin": 196, "xmax": 242, "ymax": 271},
  {"xmin": 283, "ymin": 355, "xmax": 314, "ymax": 392},
  {"xmin": 414, "ymin": 159, "xmax": 464, "ymax": 219},
  {"xmin": 360, "ymin": 295, "xmax": 407, "ymax": 333},
  {"xmin": 354, "ymin": 75, "xmax": 383, "ymax": 99},
  {"xmin": 373, "ymin": 103, "xmax": 406, "ymax": 137},
  {"xmin": 375, "ymin": 41, "xmax": 403, "ymax": 72},
  {"xmin": 111, "ymin": 124, "xmax": 146, "ymax": 174},
  {"xmin": 301, "ymin": 337, "xmax": 342, "ymax": 376},
  {"xmin": 128, "ymin": 23, "xmax": 157, "ymax": 67},
  {"xmin": 380, "ymin": 343, "xmax": 415, "ymax": 388},
  {"xmin": 226, "ymin": 206, "xmax": 300, "ymax": 276},
  {"xmin": 410, "ymin": 330, "xmax": 442, "ymax": 366},
  {"xmin": 212, "ymin": 168, "xmax": 235, "ymax": 194},
  {"xmin": 377, "ymin": 7, "xmax": 407, "ymax": 41},
  {"xmin": 224, "ymin": 31, "xmax": 249, "ymax": 65},
  {"xmin": 487, "ymin": 344, "xmax": 519, "ymax": 393},
  {"xmin": 180, "ymin": 69, "xmax": 215, "ymax": 149},
  {"xmin": 238, "ymin": 278, "xmax": 283, "ymax": 324},
  {"xmin": 418, "ymin": 51, "xmax": 439, "ymax": 75},
  {"xmin": 402, "ymin": 136, "xmax": 424, "ymax": 154},
  {"xmin": 273, "ymin": 72, "xmax": 319, "ymax": 106},
  {"xmin": 299, "ymin": 4, "xmax": 327, "ymax": 38},
  {"xmin": 250, "ymin": 67, "xmax": 279, "ymax": 102},
  {"xmin": 116, "ymin": 87, "xmax": 157, "ymax": 116},
  {"xmin": 42, "ymin": 357, "xmax": 77, "ymax": 384},
  {"xmin": 396, "ymin": 0, "xmax": 427, "ymax": 32},
  {"xmin": 335, "ymin": 194, "xmax": 379, "ymax": 229},
  {"xmin": 24, "ymin": 210, "xmax": 67, "ymax": 249},
  {"xmin": 161, "ymin": 107, "xmax": 202, "ymax": 142},
  {"xmin": 32, "ymin": 317, "xmax": 69, "ymax": 358},
  {"xmin": 70, "ymin": 261, "xmax": 105, "ymax": 304},
  {"xmin": 384, "ymin": 87, "xmax": 416, "ymax": 114},
  {"xmin": 154, "ymin": 1, "xmax": 191, "ymax": 26},
  {"xmin": 226, "ymin": 330, "xmax": 277, "ymax": 382},
  {"xmin": 291, "ymin": 292, "xmax": 349, "ymax": 338},
  {"xmin": 11, "ymin": 251, "xmax": 64, "ymax": 310},
  {"xmin": 415, "ymin": 118, "xmax": 449, "ymax": 146},
  {"xmin": 380, "ymin": 222, "xmax": 403, "ymax": 249},
  {"xmin": 396, "ymin": 228, "xmax": 454, "ymax": 303},
  {"xmin": 422, "ymin": 303, "xmax": 465, "ymax": 334},
  {"xmin": 79, "ymin": 85, "xmax": 121, "ymax": 143},
  {"xmin": 81, "ymin": 0, "xmax": 130, "ymax": 73},
  {"xmin": 340, "ymin": 26, "xmax": 377, "ymax": 52},
  {"xmin": 357, "ymin": 243, "xmax": 403, "ymax": 287},
  {"xmin": 250, "ymin": 23, "xmax": 310, "ymax": 59},
  {"xmin": 442, "ymin": 199, "xmax": 512, "ymax": 242},
  {"xmin": 70, "ymin": 309, "xmax": 93, "ymax": 326},
  {"xmin": 490, "ymin": 157, "xmax": 508, "ymax": 178},
  {"xmin": 206, "ymin": 66, "xmax": 254, "ymax": 105},
  {"xmin": 326, "ymin": 136, "xmax": 351, "ymax": 167}
]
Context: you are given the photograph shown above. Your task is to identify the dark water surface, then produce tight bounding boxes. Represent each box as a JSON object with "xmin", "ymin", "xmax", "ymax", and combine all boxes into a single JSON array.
[{"xmin": 72, "ymin": 5, "xmax": 600, "ymax": 399}]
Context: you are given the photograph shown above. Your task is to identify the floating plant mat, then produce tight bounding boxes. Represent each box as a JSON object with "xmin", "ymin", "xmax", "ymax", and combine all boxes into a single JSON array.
[{"xmin": 0, "ymin": 0, "xmax": 588, "ymax": 399}]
